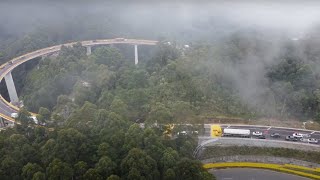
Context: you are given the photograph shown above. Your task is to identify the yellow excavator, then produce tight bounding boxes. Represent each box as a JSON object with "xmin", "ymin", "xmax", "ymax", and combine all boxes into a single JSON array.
[
  {"xmin": 163, "ymin": 124, "xmax": 175, "ymax": 138},
  {"xmin": 210, "ymin": 124, "xmax": 222, "ymax": 137}
]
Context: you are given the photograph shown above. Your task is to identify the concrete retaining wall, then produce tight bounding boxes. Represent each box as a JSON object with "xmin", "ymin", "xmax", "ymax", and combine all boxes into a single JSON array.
[
  {"xmin": 202, "ymin": 155, "xmax": 320, "ymax": 168},
  {"xmin": 198, "ymin": 137, "xmax": 320, "ymax": 152}
]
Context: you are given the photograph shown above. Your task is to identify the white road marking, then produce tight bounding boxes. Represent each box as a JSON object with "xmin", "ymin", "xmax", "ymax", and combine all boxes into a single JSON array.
[
  {"xmin": 311, "ymin": 131, "xmax": 315, "ymax": 134},
  {"xmin": 267, "ymin": 127, "xmax": 272, "ymax": 130}
]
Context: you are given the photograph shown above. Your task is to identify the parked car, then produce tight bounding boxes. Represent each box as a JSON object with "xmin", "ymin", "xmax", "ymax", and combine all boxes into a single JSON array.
[
  {"xmin": 285, "ymin": 135, "xmax": 298, "ymax": 141},
  {"xmin": 270, "ymin": 133, "xmax": 281, "ymax": 138},
  {"xmin": 252, "ymin": 131, "xmax": 262, "ymax": 136}
]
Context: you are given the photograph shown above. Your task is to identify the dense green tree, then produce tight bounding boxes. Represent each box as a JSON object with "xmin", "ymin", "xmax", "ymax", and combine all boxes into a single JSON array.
[
  {"xmin": 121, "ymin": 148, "xmax": 159, "ymax": 180},
  {"xmin": 46, "ymin": 159, "xmax": 73, "ymax": 180},
  {"xmin": 17, "ymin": 108, "xmax": 33, "ymax": 126},
  {"xmin": 110, "ymin": 97, "xmax": 129, "ymax": 119},
  {"xmin": 38, "ymin": 107, "xmax": 51, "ymax": 120},
  {"xmin": 53, "ymin": 128, "xmax": 88, "ymax": 164},
  {"xmin": 83, "ymin": 168, "xmax": 103, "ymax": 180},
  {"xmin": 163, "ymin": 168, "xmax": 176, "ymax": 180},
  {"xmin": 0, "ymin": 155, "xmax": 21, "ymax": 179},
  {"xmin": 74, "ymin": 161, "xmax": 88, "ymax": 180},
  {"xmin": 97, "ymin": 142, "xmax": 110, "ymax": 157},
  {"xmin": 124, "ymin": 124, "xmax": 144, "ymax": 150},
  {"xmin": 146, "ymin": 102, "xmax": 173, "ymax": 125},
  {"xmin": 107, "ymin": 175, "xmax": 121, "ymax": 180},
  {"xmin": 22, "ymin": 163, "xmax": 43, "ymax": 180},
  {"xmin": 143, "ymin": 128, "xmax": 165, "ymax": 162},
  {"xmin": 174, "ymin": 158, "xmax": 213, "ymax": 180},
  {"xmin": 160, "ymin": 148, "xmax": 179, "ymax": 172},
  {"xmin": 32, "ymin": 172, "xmax": 46, "ymax": 180},
  {"xmin": 92, "ymin": 46, "xmax": 123, "ymax": 69},
  {"xmin": 40, "ymin": 139, "xmax": 56, "ymax": 165},
  {"xmin": 95, "ymin": 156, "xmax": 117, "ymax": 178}
]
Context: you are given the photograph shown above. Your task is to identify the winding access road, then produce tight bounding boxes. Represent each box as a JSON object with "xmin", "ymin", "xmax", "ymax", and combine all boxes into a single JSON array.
[
  {"xmin": 201, "ymin": 124, "xmax": 320, "ymax": 147},
  {"xmin": 0, "ymin": 38, "xmax": 158, "ymax": 122}
]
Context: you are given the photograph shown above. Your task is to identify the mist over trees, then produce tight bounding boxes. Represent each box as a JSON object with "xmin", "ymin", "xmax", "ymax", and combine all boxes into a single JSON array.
[
  {"xmin": 1, "ymin": 1, "xmax": 320, "ymax": 121},
  {"xmin": 1, "ymin": 0, "xmax": 320, "ymax": 179}
]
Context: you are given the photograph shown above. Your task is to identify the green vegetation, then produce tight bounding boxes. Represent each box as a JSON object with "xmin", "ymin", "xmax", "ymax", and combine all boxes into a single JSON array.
[
  {"xmin": 17, "ymin": 31, "xmax": 320, "ymax": 122},
  {"xmin": 0, "ymin": 115, "xmax": 213, "ymax": 179},
  {"xmin": 200, "ymin": 146, "xmax": 320, "ymax": 164},
  {"xmin": 2, "ymin": 2, "xmax": 320, "ymax": 179}
]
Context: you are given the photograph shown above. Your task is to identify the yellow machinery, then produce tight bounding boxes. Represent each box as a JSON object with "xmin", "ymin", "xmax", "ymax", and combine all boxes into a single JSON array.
[
  {"xmin": 210, "ymin": 124, "xmax": 222, "ymax": 137},
  {"xmin": 163, "ymin": 124, "xmax": 175, "ymax": 138}
]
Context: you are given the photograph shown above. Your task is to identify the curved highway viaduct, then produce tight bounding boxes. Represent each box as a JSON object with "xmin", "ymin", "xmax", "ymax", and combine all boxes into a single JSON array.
[{"xmin": 0, "ymin": 38, "xmax": 158, "ymax": 125}]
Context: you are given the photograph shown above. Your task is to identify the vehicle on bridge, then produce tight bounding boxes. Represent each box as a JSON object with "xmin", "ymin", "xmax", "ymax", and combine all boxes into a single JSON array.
[
  {"xmin": 222, "ymin": 128, "xmax": 250, "ymax": 138},
  {"xmin": 300, "ymin": 138, "xmax": 318, "ymax": 144},
  {"xmin": 11, "ymin": 113, "xmax": 18, "ymax": 118},
  {"xmin": 270, "ymin": 133, "xmax": 281, "ymax": 138},
  {"xmin": 256, "ymin": 135, "xmax": 266, "ymax": 139},
  {"xmin": 114, "ymin": 38, "xmax": 127, "ymax": 42},
  {"xmin": 285, "ymin": 135, "xmax": 298, "ymax": 141},
  {"xmin": 293, "ymin": 132, "xmax": 311, "ymax": 138},
  {"xmin": 252, "ymin": 131, "xmax": 262, "ymax": 136}
]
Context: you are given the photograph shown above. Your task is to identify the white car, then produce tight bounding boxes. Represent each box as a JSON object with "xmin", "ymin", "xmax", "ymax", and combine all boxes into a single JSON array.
[
  {"xmin": 177, "ymin": 131, "xmax": 187, "ymax": 135},
  {"xmin": 30, "ymin": 116, "xmax": 38, "ymax": 124},
  {"xmin": 300, "ymin": 138, "xmax": 309, "ymax": 143},
  {"xmin": 293, "ymin": 133, "xmax": 303, "ymax": 138},
  {"xmin": 300, "ymin": 138, "xmax": 318, "ymax": 144},
  {"xmin": 10, "ymin": 113, "xmax": 18, "ymax": 118},
  {"xmin": 252, "ymin": 131, "xmax": 262, "ymax": 136},
  {"xmin": 293, "ymin": 133, "xmax": 311, "ymax": 138},
  {"xmin": 114, "ymin": 38, "xmax": 126, "ymax": 41},
  {"xmin": 308, "ymin": 138, "xmax": 318, "ymax": 144},
  {"xmin": 192, "ymin": 131, "xmax": 199, "ymax": 135}
]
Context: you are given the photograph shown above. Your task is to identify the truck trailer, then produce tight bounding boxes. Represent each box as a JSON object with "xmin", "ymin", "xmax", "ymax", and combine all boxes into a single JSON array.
[{"xmin": 222, "ymin": 128, "xmax": 250, "ymax": 138}]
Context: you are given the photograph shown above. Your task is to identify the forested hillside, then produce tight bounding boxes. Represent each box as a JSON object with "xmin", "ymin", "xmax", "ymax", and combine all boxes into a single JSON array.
[
  {"xmin": 17, "ymin": 31, "xmax": 320, "ymax": 122},
  {"xmin": 0, "ymin": 109, "xmax": 213, "ymax": 179},
  {"xmin": 2, "ymin": 1, "xmax": 320, "ymax": 179}
]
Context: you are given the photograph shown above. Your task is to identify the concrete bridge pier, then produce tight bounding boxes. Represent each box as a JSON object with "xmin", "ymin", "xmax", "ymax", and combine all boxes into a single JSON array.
[
  {"xmin": 86, "ymin": 46, "xmax": 92, "ymax": 56},
  {"xmin": 134, "ymin": 44, "xmax": 138, "ymax": 65},
  {"xmin": 0, "ymin": 117, "xmax": 5, "ymax": 127},
  {"xmin": 4, "ymin": 72, "xmax": 19, "ymax": 103}
]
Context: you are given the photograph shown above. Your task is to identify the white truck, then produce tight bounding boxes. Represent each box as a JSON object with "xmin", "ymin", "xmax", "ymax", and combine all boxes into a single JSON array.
[{"xmin": 222, "ymin": 128, "xmax": 250, "ymax": 138}]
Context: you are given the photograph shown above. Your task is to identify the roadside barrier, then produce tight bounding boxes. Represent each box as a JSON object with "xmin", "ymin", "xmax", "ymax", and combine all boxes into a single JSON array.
[{"xmin": 204, "ymin": 162, "xmax": 320, "ymax": 179}]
